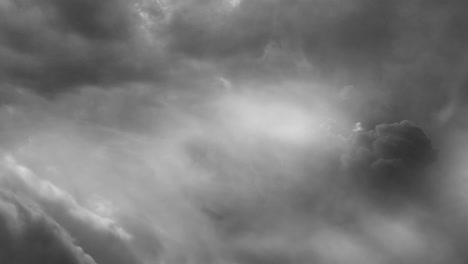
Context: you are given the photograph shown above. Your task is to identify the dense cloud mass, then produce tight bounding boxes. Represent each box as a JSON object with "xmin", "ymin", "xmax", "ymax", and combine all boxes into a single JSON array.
[
  {"xmin": 0, "ymin": 0, "xmax": 167, "ymax": 93},
  {"xmin": 345, "ymin": 121, "xmax": 437, "ymax": 200},
  {"xmin": 1, "ymin": 0, "xmax": 468, "ymax": 263},
  {"xmin": 0, "ymin": 191, "xmax": 96, "ymax": 264}
]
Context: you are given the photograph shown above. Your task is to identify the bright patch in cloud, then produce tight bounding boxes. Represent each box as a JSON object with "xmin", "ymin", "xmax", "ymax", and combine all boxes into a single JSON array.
[
  {"xmin": 227, "ymin": 0, "xmax": 241, "ymax": 8},
  {"xmin": 220, "ymin": 95, "xmax": 319, "ymax": 143}
]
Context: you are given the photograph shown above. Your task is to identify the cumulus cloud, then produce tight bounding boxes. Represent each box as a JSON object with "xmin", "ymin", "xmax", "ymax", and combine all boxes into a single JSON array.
[{"xmin": 344, "ymin": 121, "xmax": 437, "ymax": 199}]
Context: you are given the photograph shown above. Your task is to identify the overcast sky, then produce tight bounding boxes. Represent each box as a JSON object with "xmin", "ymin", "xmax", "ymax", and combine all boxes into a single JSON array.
[{"xmin": 1, "ymin": 1, "xmax": 468, "ymax": 263}]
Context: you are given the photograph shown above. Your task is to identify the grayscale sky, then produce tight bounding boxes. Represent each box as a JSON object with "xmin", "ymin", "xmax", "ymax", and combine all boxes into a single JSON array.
[{"xmin": 0, "ymin": 1, "xmax": 468, "ymax": 263}]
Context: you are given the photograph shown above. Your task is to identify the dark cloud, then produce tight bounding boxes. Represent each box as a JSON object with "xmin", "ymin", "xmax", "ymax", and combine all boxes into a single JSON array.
[
  {"xmin": 49, "ymin": 0, "xmax": 135, "ymax": 40},
  {"xmin": 0, "ymin": 0, "xmax": 166, "ymax": 94},
  {"xmin": 165, "ymin": 0, "xmax": 397, "ymax": 71},
  {"xmin": 0, "ymin": 154, "xmax": 144, "ymax": 264},
  {"xmin": 2, "ymin": 0, "xmax": 468, "ymax": 264},
  {"xmin": 166, "ymin": 0, "xmax": 274, "ymax": 58},
  {"xmin": 0, "ymin": 191, "xmax": 96, "ymax": 264},
  {"xmin": 344, "ymin": 121, "xmax": 436, "ymax": 203},
  {"xmin": 1, "ymin": 0, "xmax": 468, "ymax": 123},
  {"xmin": 162, "ymin": 0, "xmax": 468, "ymax": 129}
]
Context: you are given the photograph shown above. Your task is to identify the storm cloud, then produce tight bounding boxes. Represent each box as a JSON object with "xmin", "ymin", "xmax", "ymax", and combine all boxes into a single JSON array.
[
  {"xmin": 1, "ymin": 0, "xmax": 468, "ymax": 263},
  {"xmin": 0, "ymin": 0, "xmax": 167, "ymax": 94},
  {"xmin": 0, "ymin": 190, "xmax": 96, "ymax": 264}
]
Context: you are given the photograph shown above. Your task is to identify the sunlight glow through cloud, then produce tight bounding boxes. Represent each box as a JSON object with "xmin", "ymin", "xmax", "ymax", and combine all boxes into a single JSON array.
[
  {"xmin": 227, "ymin": 0, "xmax": 241, "ymax": 8},
  {"xmin": 221, "ymin": 95, "xmax": 319, "ymax": 143}
]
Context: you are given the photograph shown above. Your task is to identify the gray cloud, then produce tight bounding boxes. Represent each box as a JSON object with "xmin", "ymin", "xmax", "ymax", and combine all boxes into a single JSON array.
[
  {"xmin": 0, "ymin": 0, "xmax": 166, "ymax": 94},
  {"xmin": 184, "ymin": 120, "xmax": 462, "ymax": 264},
  {"xmin": 1, "ymin": 0, "xmax": 468, "ymax": 126},
  {"xmin": 2, "ymin": 1, "xmax": 468, "ymax": 264},
  {"xmin": 343, "ymin": 121, "xmax": 437, "ymax": 209},
  {"xmin": 0, "ymin": 190, "xmax": 96, "ymax": 264},
  {"xmin": 0, "ymin": 81, "xmax": 464, "ymax": 263},
  {"xmin": 162, "ymin": 0, "xmax": 468, "ymax": 128},
  {"xmin": 0, "ymin": 154, "xmax": 143, "ymax": 264}
]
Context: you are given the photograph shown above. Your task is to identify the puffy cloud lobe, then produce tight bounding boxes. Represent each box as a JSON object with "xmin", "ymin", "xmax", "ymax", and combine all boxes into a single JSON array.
[
  {"xmin": 0, "ymin": 191, "xmax": 96, "ymax": 264},
  {"xmin": 345, "ymin": 121, "xmax": 436, "ymax": 199}
]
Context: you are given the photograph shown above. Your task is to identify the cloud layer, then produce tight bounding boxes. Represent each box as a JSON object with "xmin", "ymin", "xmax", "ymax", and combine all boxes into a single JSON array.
[
  {"xmin": 0, "ymin": 191, "xmax": 96, "ymax": 264},
  {"xmin": 1, "ymin": 0, "xmax": 468, "ymax": 264}
]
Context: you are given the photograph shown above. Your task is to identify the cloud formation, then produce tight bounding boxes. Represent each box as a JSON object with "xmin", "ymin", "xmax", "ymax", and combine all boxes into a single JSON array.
[
  {"xmin": 345, "ymin": 121, "xmax": 437, "ymax": 200},
  {"xmin": 0, "ymin": 191, "xmax": 96, "ymax": 264},
  {"xmin": 0, "ymin": 154, "xmax": 142, "ymax": 264},
  {"xmin": 0, "ymin": 0, "xmax": 166, "ymax": 94},
  {"xmin": 1, "ymin": 0, "xmax": 468, "ymax": 264}
]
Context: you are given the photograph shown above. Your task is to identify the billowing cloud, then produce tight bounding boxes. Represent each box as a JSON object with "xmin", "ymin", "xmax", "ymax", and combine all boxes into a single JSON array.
[
  {"xmin": 2, "ymin": 0, "xmax": 468, "ymax": 264},
  {"xmin": 344, "ymin": 121, "xmax": 437, "ymax": 201},
  {"xmin": 0, "ymin": 154, "xmax": 142, "ymax": 264},
  {"xmin": 0, "ymin": 191, "xmax": 96, "ymax": 264}
]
